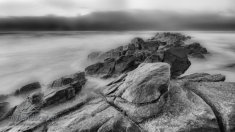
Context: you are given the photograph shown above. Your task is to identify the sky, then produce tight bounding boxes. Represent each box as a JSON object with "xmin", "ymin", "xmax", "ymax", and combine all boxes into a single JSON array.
[
  {"xmin": 0, "ymin": 0, "xmax": 234, "ymax": 30},
  {"xmin": 0, "ymin": 0, "xmax": 234, "ymax": 17}
]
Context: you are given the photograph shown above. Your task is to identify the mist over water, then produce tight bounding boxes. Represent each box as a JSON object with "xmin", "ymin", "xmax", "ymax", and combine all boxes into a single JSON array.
[{"xmin": 0, "ymin": 31, "xmax": 235, "ymax": 95}]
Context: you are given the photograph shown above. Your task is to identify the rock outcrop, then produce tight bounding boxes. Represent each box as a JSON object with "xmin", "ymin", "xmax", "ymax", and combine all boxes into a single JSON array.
[
  {"xmin": 86, "ymin": 32, "xmax": 207, "ymax": 78},
  {"xmin": 1, "ymin": 62, "xmax": 235, "ymax": 132}
]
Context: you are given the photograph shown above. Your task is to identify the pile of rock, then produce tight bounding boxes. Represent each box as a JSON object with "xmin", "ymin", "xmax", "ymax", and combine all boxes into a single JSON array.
[{"xmin": 86, "ymin": 33, "xmax": 207, "ymax": 78}]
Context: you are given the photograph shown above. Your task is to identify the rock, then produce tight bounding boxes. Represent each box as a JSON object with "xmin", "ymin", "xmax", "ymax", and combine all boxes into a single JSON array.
[
  {"xmin": 184, "ymin": 42, "xmax": 208, "ymax": 58},
  {"xmin": 43, "ymin": 72, "xmax": 87, "ymax": 107},
  {"xmin": 185, "ymin": 82, "xmax": 235, "ymax": 132},
  {"xmin": 50, "ymin": 72, "xmax": 86, "ymax": 93},
  {"xmin": 119, "ymin": 63, "xmax": 170, "ymax": 104},
  {"xmin": 85, "ymin": 55, "xmax": 141, "ymax": 78},
  {"xmin": 131, "ymin": 37, "xmax": 145, "ymax": 50},
  {"xmin": 88, "ymin": 51, "xmax": 102, "ymax": 60},
  {"xmin": 144, "ymin": 54, "xmax": 161, "ymax": 63},
  {"xmin": 14, "ymin": 82, "xmax": 41, "ymax": 96},
  {"xmin": 163, "ymin": 47, "xmax": 191, "ymax": 78},
  {"xmin": 0, "ymin": 102, "xmax": 9, "ymax": 119},
  {"xmin": 43, "ymin": 86, "xmax": 76, "ymax": 107},
  {"xmin": 149, "ymin": 32, "xmax": 191, "ymax": 46},
  {"xmin": 102, "ymin": 63, "xmax": 170, "ymax": 123},
  {"xmin": 85, "ymin": 58, "xmax": 116, "ymax": 78},
  {"xmin": 11, "ymin": 95, "xmax": 42, "ymax": 124},
  {"xmin": 113, "ymin": 55, "xmax": 139, "ymax": 75},
  {"xmin": 141, "ymin": 82, "xmax": 220, "ymax": 132},
  {"xmin": 179, "ymin": 73, "xmax": 226, "ymax": 82}
]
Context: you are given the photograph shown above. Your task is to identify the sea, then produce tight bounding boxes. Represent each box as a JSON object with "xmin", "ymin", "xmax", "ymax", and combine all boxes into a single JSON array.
[{"xmin": 0, "ymin": 31, "xmax": 235, "ymax": 95}]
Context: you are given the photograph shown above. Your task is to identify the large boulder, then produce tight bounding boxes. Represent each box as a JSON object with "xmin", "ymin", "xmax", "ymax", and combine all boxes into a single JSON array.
[
  {"xmin": 185, "ymin": 82, "xmax": 235, "ymax": 132},
  {"xmin": 118, "ymin": 63, "xmax": 170, "ymax": 104},
  {"xmin": 14, "ymin": 82, "xmax": 41, "ymax": 96},
  {"xmin": 141, "ymin": 81, "xmax": 220, "ymax": 132},
  {"xmin": 163, "ymin": 47, "xmax": 191, "ymax": 78}
]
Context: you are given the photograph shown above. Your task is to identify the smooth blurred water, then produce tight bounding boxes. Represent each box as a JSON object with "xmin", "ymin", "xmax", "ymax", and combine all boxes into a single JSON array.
[{"xmin": 0, "ymin": 31, "xmax": 235, "ymax": 95}]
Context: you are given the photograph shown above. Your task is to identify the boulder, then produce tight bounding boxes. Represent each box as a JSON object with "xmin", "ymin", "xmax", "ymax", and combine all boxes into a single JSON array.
[
  {"xmin": 179, "ymin": 73, "xmax": 226, "ymax": 82},
  {"xmin": 50, "ymin": 72, "xmax": 86, "ymax": 93},
  {"xmin": 43, "ymin": 72, "xmax": 87, "ymax": 107},
  {"xmin": 87, "ymin": 51, "xmax": 102, "ymax": 60},
  {"xmin": 185, "ymin": 82, "xmax": 235, "ymax": 132},
  {"xmin": 43, "ymin": 86, "xmax": 76, "ymax": 107},
  {"xmin": 85, "ymin": 58, "xmax": 116, "ymax": 78},
  {"xmin": 141, "ymin": 82, "xmax": 220, "ymax": 132},
  {"xmin": 130, "ymin": 37, "xmax": 144, "ymax": 50},
  {"xmin": 184, "ymin": 42, "xmax": 208, "ymax": 58},
  {"xmin": 14, "ymin": 82, "xmax": 41, "ymax": 96},
  {"xmin": 119, "ymin": 63, "xmax": 170, "ymax": 104},
  {"xmin": 163, "ymin": 47, "xmax": 191, "ymax": 78}
]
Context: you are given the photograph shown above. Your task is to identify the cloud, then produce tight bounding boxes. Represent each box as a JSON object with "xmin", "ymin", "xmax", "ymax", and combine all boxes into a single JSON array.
[{"xmin": 0, "ymin": 10, "xmax": 234, "ymax": 31}]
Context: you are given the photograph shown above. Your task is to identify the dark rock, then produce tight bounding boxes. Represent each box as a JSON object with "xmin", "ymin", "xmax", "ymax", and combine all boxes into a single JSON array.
[
  {"xmin": 85, "ymin": 58, "xmax": 116, "ymax": 78},
  {"xmin": 85, "ymin": 62, "xmax": 105, "ymax": 75},
  {"xmin": 131, "ymin": 37, "xmax": 145, "ymax": 49},
  {"xmin": 163, "ymin": 47, "xmax": 191, "ymax": 78},
  {"xmin": 179, "ymin": 73, "xmax": 226, "ymax": 82},
  {"xmin": 184, "ymin": 42, "xmax": 208, "ymax": 58},
  {"xmin": 43, "ymin": 86, "xmax": 76, "ymax": 107},
  {"xmin": 144, "ymin": 54, "xmax": 161, "ymax": 63},
  {"xmin": 150, "ymin": 32, "xmax": 191, "ymax": 46},
  {"xmin": 113, "ymin": 55, "xmax": 139, "ymax": 74},
  {"xmin": 50, "ymin": 72, "xmax": 86, "ymax": 93},
  {"xmin": 43, "ymin": 72, "xmax": 86, "ymax": 107},
  {"xmin": 14, "ymin": 82, "xmax": 41, "ymax": 96},
  {"xmin": 87, "ymin": 51, "xmax": 102, "ymax": 60},
  {"xmin": 85, "ymin": 55, "xmax": 142, "ymax": 78},
  {"xmin": 0, "ymin": 102, "xmax": 9, "ymax": 118}
]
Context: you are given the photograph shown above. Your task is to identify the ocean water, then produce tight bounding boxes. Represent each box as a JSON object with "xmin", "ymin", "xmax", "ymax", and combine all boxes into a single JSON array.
[{"xmin": 0, "ymin": 31, "xmax": 235, "ymax": 95}]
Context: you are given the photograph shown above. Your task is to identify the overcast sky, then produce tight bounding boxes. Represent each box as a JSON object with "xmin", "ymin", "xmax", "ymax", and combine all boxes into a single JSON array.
[{"xmin": 0, "ymin": 0, "xmax": 234, "ymax": 17}]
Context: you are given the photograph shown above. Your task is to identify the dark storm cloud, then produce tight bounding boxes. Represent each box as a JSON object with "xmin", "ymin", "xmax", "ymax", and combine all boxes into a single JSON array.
[{"xmin": 0, "ymin": 10, "xmax": 234, "ymax": 31}]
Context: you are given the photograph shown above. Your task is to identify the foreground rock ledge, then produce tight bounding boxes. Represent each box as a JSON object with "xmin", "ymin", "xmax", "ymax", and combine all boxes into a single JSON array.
[{"xmin": 1, "ymin": 62, "xmax": 235, "ymax": 132}]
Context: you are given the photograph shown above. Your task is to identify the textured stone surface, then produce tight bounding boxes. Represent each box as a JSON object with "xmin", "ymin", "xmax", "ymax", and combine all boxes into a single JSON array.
[{"xmin": 186, "ymin": 82, "xmax": 235, "ymax": 132}]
